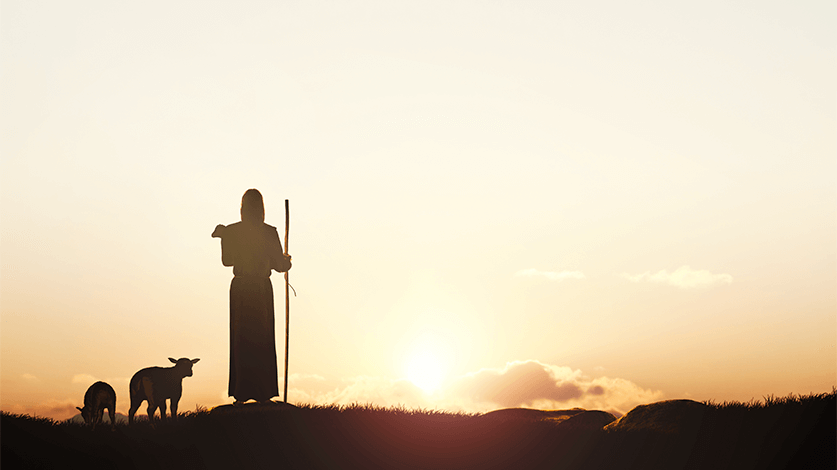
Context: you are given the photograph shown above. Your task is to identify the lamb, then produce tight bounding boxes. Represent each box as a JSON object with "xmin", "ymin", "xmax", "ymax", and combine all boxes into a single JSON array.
[
  {"xmin": 128, "ymin": 357, "xmax": 199, "ymax": 425},
  {"xmin": 76, "ymin": 381, "xmax": 117, "ymax": 430}
]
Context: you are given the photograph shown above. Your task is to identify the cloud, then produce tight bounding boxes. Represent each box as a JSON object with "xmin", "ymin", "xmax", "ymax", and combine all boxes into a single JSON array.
[
  {"xmin": 71, "ymin": 374, "xmax": 99, "ymax": 384},
  {"xmin": 288, "ymin": 360, "xmax": 663, "ymax": 416},
  {"xmin": 451, "ymin": 361, "xmax": 583, "ymax": 407},
  {"xmin": 289, "ymin": 373, "xmax": 326, "ymax": 384},
  {"xmin": 447, "ymin": 361, "xmax": 662, "ymax": 415},
  {"xmin": 22, "ymin": 373, "xmax": 38, "ymax": 381},
  {"xmin": 5, "ymin": 399, "xmax": 80, "ymax": 421},
  {"xmin": 515, "ymin": 268, "xmax": 585, "ymax": 282},
  {"xmin": 621, "ymin": 265, "xmax": 732, "ymax": 288},
  {"xmin": 43, "ymin": 399, "xmax": 81, "ymax": 418},
  {"xmin": 70, "ymin": 374, "xmax": 129, "ymax": 386}
]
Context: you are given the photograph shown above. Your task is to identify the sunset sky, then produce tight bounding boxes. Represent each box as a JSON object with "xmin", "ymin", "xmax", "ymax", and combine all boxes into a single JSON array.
[{"xmin": 2, "ymin": 1, "xmax": 834, "ymax": 420}]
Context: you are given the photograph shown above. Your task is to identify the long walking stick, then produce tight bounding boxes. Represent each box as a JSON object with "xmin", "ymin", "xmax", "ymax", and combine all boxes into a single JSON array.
[{"xmin": 283, "ymin": 199, "xmax": 290, "ymax": 403}]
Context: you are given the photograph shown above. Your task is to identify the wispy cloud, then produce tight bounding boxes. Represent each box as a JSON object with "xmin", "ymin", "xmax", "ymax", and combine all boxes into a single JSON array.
[
  {"xmin": 71, "ymin": 374, "xmax": 99, "ymax": 384},
  {"xmin": 289, "ymin": 360, "xmax": 662, "ymax": 416},
  {"xmin": 450, "ymin": 361, "xmax": 583, "ymax": 407},
  {"xmin": 621, "ymin": 265, "xmax": 732, "ymax": 288},
  {"xmin": 290, "ymin": 373, "xmax": 326, "ymax": 383},
  {"xmin": 514, "ymin": 268, "xmax": 585, "ymax": 282},
  {"xmin": 70, "ymin": 374, "xmax": 129, "ymax": 386},
  {"xmin": 447, "ymin": 360, "xmax": 663, "ymax": 415},
  {"xmin": 4, "ymin": 399, "xmax": 80, "ymax": 421},
  {"xmin": 22, "ymin": 373, "xmax": 38, "ymax": 381}
]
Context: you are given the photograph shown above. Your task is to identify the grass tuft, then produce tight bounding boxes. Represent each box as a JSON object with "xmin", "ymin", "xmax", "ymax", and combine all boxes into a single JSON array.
[{"xmin": 702, "ymin": 388, "xmax": 835, "ymax": 410}]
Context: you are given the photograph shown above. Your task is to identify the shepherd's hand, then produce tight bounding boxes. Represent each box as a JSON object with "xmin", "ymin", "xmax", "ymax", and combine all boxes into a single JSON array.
[
  {"xmin": 274, "ymin": 254, "xmax": 292, "ymax": 272},
  {"xmin": 212, "ymin": 224, "xmax": 226, "ymax": 238}
]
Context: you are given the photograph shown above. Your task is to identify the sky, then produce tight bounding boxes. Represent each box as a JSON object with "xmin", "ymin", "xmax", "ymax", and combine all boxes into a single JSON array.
[{"xmin": 1, "ymin": 1, "xmax": 834, "ymax": 421}]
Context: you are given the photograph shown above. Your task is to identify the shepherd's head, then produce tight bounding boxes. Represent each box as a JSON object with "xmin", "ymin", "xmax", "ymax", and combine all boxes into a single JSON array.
[{"xmin": 241, "ymin": 189, "xmax": 265, "ymax": 224}]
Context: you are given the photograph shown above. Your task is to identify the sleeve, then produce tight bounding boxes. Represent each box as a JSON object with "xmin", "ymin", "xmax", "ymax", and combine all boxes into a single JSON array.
[{"xmin": 220, "ymin": 228, "xmax": 235, "ymax": 267}]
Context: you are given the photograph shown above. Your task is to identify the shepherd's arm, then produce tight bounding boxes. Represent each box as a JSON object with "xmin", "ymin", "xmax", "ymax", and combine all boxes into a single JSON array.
[{"xmin": 213, "ymin": 224, "xmax": 235, "ymax": 267}]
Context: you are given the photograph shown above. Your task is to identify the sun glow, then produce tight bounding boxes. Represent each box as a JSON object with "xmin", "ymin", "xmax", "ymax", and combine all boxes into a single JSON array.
[{"xmin": 406, "ymin": 351, "xmax": 444, "ymax": 392}]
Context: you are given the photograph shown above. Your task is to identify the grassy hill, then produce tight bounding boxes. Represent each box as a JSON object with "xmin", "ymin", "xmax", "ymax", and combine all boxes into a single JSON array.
[{"xmin": 3, "ymin": 390, "xmax": 834, "ymax": 469}]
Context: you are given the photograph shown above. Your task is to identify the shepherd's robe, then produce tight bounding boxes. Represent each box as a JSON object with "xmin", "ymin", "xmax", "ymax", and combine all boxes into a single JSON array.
[{"xmin": 220, "ymin": 221, "xmax": 290, "ymax": 401}]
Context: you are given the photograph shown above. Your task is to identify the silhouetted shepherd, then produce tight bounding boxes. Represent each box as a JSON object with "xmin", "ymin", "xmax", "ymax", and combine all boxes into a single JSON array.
[
  {"xmin": 128, "ymin": 357, "xmax": 199, "ymax": 424},
  {"xmin": 213, "ymin": 189, "xmax": 292, "ymax": 405},
  {"xmin": 76, "ymin": 381, "xmax": 116, "ymax": 431}
]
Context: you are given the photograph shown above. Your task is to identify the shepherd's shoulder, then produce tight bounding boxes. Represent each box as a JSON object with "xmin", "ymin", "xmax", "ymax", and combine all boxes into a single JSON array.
[
  {"xmin": 222, "ymin": 222, "xmax": 245, "ymax": 236},
  {"xmin": 223, "ymin": 221, "xmax": 277, "ymax": 237}
]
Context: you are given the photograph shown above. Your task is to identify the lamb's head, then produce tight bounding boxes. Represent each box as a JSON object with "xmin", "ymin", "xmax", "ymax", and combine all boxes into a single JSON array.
[
  {"xmin": 75, "ymin": 405, "xmax": 93, "ymax": 424},
  {"xmin": 168, "ymin": 357, "xmax": 200, "ymax": 377}
]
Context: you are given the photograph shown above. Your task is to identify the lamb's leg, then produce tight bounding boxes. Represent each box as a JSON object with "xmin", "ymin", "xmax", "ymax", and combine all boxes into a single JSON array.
[
  {"xmin": 128, "ymin": 402, "xmax": 138, "ymax": 424},
  {"xmin": 147, "ymin": 402, "xmax": 158, "ymax": 426},
  {"xmin": 108, "ymin": 405, "xmax": 116, "ymax": 430},
  {"xmin": 159, "ymin": 400, "xmax": 168, "ymax": 424},
  {"xmin": 170, "ymin": 399, "xmax": 178, "ymax": 422},
  {"xmin": 95, "ymin": 408, "xmax": 104, "ymax": 431}
]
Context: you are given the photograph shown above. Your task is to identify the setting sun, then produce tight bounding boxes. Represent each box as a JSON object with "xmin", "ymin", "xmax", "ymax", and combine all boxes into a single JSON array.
[{"xmin": 406, "ymin": 351, "xmax": 445, "ymax": 392}]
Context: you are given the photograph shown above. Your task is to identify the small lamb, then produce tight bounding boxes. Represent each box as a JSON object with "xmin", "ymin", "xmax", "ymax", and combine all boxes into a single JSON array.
[
  {"xmin": 128, "ymin": 357, "xmax": 199, "ymax": 425},
  {"xmin": 76, "ymin": 381, "xmax": 117, "ymax": 430}
]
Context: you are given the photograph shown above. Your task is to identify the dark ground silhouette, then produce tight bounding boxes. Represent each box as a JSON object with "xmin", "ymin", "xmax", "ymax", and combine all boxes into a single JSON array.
[{"xmin": 3, "ymin": 390, "xmax": 834, "ymax": 469}]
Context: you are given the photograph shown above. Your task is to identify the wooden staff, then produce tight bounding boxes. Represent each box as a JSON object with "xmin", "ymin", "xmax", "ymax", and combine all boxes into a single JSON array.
[{"xmin": 283, "ymin": 199, "xmax": 290, "ymax": 403}]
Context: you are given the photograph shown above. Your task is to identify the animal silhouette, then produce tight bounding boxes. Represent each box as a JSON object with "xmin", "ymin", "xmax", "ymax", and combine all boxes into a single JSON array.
[
  {"xmin": 128, "ymin": 357, "xmax": 199, "ymax": 425},
  {"xmin": 76, "ymin": 381, "xmax": 117, "ymax": 430}
]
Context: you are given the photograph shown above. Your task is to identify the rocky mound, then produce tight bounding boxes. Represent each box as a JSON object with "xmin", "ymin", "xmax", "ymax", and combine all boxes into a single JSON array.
[
  {"xmin": 557, "ymin": 410, "xmax": 617, "ymax": 430},
  {"xmin": 479, "ymin": 408, "xmax": 585, "ymax": 424},
  {"xmin": 210, "ymin": 400, "xmax": 299, "ymax": 416},
  {"xmin": 604, "ymin": 399, "xmax": 708, "ymax": 433}
]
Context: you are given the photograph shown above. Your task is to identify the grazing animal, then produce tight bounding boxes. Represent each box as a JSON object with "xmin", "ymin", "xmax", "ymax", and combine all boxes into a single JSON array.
[
  {"xmin": 128, "ymin": 357, "xmax": 200, "ymax": 425},
  {"xmin": 76, "ymin": 381, "xmax": 117, "ymax": 430}
]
